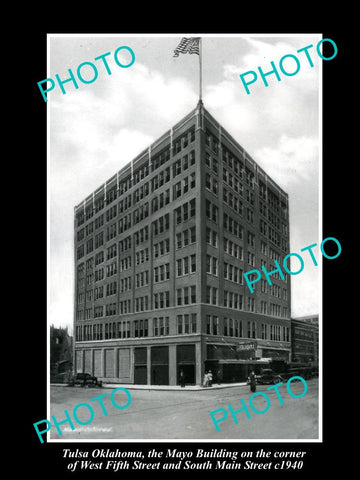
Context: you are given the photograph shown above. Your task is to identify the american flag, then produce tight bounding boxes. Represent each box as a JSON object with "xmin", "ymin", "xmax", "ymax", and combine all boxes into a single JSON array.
[{"xmin": 173, "ymin": 37, "xmax": 200, "ymax": 57}]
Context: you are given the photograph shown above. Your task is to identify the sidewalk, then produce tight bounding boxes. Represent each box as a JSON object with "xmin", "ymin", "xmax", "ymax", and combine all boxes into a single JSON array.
[
  {"xmin": 51, "ymin": 382, "xmax": 248, "ymax": 391},
  {"xmin": 92, "ymin": 382, "xmax": 247, "ymax": 391}
]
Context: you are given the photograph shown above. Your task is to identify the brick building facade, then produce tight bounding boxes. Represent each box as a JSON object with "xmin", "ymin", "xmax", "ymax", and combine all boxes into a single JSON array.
[
  {"xmin": 291, "ymin": 315, "xmax": 319, "ymax": 364},
  {"xmin": 73, "ymin": 101, "xmax": 291, "ymax": 385}
]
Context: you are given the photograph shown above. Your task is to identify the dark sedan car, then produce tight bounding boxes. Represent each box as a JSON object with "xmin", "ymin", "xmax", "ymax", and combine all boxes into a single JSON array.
[
  {"xmin": 69, "ymin": 372, "xmax": 102, "ymax": 387},
  {"xmin": 256, "ymin": 369, "xmax": 283, "ymax": 385}
]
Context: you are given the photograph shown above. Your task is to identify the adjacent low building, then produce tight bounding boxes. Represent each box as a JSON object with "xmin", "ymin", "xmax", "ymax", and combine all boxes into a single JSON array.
[
  {"xmin": 73, "ymin": 101, "xmax": 292, "ymax": 385},
  {"xmin": 291, "ymin": 315, "xmax": 319, "ymax": 365},
  {"xmin": 50, "ymin": 325, "xmax": 73, "ymax": 382}
]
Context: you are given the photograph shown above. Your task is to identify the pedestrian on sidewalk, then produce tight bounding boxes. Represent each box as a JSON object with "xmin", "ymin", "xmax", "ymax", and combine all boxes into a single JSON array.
[
  {"xmin": 179, "ymin": 369, "xmax": 185, "ymax": 388},
  {"xmin": 203, "ymin": 371, "xmax": 209, "ymax": 387},
  {"xmin": 248, "ymin": 370, "xmax": 257, "ymax": 393},
  {"xmin": 208, "ymin": 370, "xmax": 213, "ymax": 387}
]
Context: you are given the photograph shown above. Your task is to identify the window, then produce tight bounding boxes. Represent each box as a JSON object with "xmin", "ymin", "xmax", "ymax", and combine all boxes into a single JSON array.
[
  {"xmin": 212, "ymin": 257, "xmax": 218, "ymax": 276},
  {"xmin": 153, "ymin": 317, "xmax": 169, "ymax": 336},
  {"xmin": 183, "ymin": 229, "xmax": 189, "ymax": 246},
  {"xmin": 133, "ymin": 319, "xmax": 148, "ymax": 338},
  {"xmin": 175, "ymin": 207, "xmax": 182, "ymax": 225},
  {"xmin": 183, "ymin": 257, "xmax": 189, "ymax": 275},
  {"xmin": 173, "ymin": 159, "xmax": 182, "ymax": 177},
  {"xmin": 176, "ymin": 233, "xmax": 182, "ymax": 249},
  {"xmin": 154, "ymin": 263, "xmax": 170, "ymax": 283},
  {"xmin": 176, "ymin": 255, "xmax": 196, "ymax": 276},
  {"xmin": 177, "ymin": 313, "xmax": 197, "ymax": 334},
  {"xmin": 107, "ymin": 262, "xmax": 117, "ymax": 277},
  {"xmin": 95, "ymin": 268, "xmax": 104, "ymax": 282},
  {"xmin": 190, "ymin": 254, "xmax": 196, "ymax": 273},
  {"xmin": 206, "ymin": 200, "xmax": 218, "ymax": 223},
  {"xmin": 176, "ymin": 228, "xmax": 196, "ymax": 249},
  {"xmin": 177, "ymin": 259, "xmax": 182, "ymax": 277},
  {"xmin": 206, "ymin": 315, "xmax": 219, "ymax": 335},
  {"xmin": 206, "ymin": 255, "xmax": 218, "ymax": 275},
  {"xmin": 248, "ymin": 252, "xmax": 255, "ymax": 266},
  {"xmin": 176, "ymin": 286, "xmax": 196, "ymax": 305},
  {"xmin": 105, "ymin": 303, "xmax": 117, "ymax": 316},
  {"xmin": 174, "ymin": 181, "xmax": 181, "ymax": 199},
  {"xmin": 154, "ymin": 238, "xmax": 169, "ymax": 258},
  {"xmin": 206, "ymin": 286, "xmax": 218, "ymax": 305},
  {"xmin": 206, "ymin": 173, "xmax": 218, "ymax": 195},
  {"xmin": 181, "ymin": 205, "xmax": 189, "ymax": 224},
  {"xmin": 247, "ymin": 297, "xmax": 255, "ymax": 313},
  {"xmin": 191, "ymin": 285, "xmax": 196, "ymax": 304},
  {"xmin": 205, "ymin": 152, "xmax": 211, "ymax": 168},
  {"xmin": 183, "ymin": 287, "xmax": 189, "ymax": 305},
  {"xmin": 106, "ymin": 243, "xmax": 117, "ymax": 260},
  {"xmin": 154, "ymin": 291, "xmax": 170, "ymax": 309},
  {"xmin": 135, "ymin": 296, "xmax": 149, "ymax": 312},
  {"xmin": 206, "ymin": 227, "xmax": 218, "ymax": 247},
  {"xmin": 177, "ymin": 288, "xmax": 182, "ymax": 306},
  {"xmin": 106, "ymin": 282, "xmax": 117, "ymax": 296},
  {"xmin": 95, "ymin": 251, "xmax": 104, "ymax": 265},
  {"xmin": 206, "ymin": 173, "xmax": 211, "ymax": 190}
]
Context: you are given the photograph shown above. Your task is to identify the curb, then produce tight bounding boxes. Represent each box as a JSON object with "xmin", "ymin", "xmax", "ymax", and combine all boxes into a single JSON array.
[{"xmin": 51, "ymin": 382, "xmax": 248, "ymax": 391}]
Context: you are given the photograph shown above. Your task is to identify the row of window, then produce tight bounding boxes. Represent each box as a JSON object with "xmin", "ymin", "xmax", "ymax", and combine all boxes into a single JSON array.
[
  {"xmin": 110, "ymin": 174, "xmax": 197, "ymax": 232},
  {"xmin": 79, "ymin": 195, "xmax": 288, "ymax": 251},
  {"xmin": 75, "ymin": 314, "xmax": 289, "ymax": 342},
  {"xmin": 120, "ymin": 231, "xmax": 195, "ymax": 257},
  {"xmin": 78, "ymin": 270, "xmax": 288, "ymax": 305},
  {"xmin": 76, "ymin": 294, "xmax": 288, "ymax": 320},
  {"xmin": 205, "ymin": 132, "xmax": 256, "ymax": 188},
  {"xmin": 75, "ymin": 313, "xmax": 195, "ymax": 341},
  {"xmin": 222, "ymin": 143, "xmax": 248, "ymax": 178},
  {"xmin": 206, "ymin": 315, "xmax": 290, "ymax": 341},
  {"xmin": 205, "ymin": 155, "xmax": 289, "ymax": 240},
  {"xmin": 176, "ymin": 227, "xmax": 196, "ymax": 249},
  {"xmin": 80, "ymin": 238, "xmax": 285, "ymax": 285},
  {"xmin": 76, "ymin": 285, "xmax": 197, "ymax": 320},
  {"xmin": 174, "ymin": 198, "xmax": 196, "ymax": 225},
  {"xmin": 76, "ymin": 128, "xmax": 196, "ymax": 228},
  {"xmin": 292, "ymin": 327, "xmax": 318, "ymax": 341},
  {"xmin": 207, "ymin": 150, "xmax": 285, "ymax": 227},
  {"xmin": 176, "ymin": 255, "xmax": 196, "ymax": 277},
  {"xmin": 78, "ymin": 258, "xmax": 288, "ymax": 300},
  {"xmin": 204, "ymin": 286, "xmax": 288, "ymax": 317},
  {"xmin": 121, "ymin": 148, "xmax": 196, "ymax": 210},
  {"xmin": 78, "ymin": 211, "xmax": 173, "ymax": 259},
  {"xmin": 78, "ymin": 197, "xmax": 287, "ymax": 261}
]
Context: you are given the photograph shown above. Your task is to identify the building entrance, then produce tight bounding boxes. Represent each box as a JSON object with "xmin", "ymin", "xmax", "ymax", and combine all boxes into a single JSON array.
[
  {"xmin": 177, "ymin": 344, "xmax": 196, "ymax": 385},
  {"xmin": 151, "ymin": 346, "xmax": 169, "ymax": 385},
  {"xmin": 134, "ymin": 347, "xmax": 147, "ymax": 384}
]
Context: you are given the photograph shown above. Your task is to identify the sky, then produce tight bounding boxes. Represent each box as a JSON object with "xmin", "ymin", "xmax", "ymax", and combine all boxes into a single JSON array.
[{"xmin": 47, "ymin": 34, "xmax": 322, "ymax": 333}]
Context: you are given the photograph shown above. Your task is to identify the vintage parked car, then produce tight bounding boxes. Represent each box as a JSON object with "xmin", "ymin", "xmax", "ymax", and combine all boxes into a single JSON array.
[
  {"xmin": 68, "ymin": 372, "xmax": 102, "ymax": 387},
  {"xmin": 256, "ymin": 369, "xmax": 283, "ymax": 385}
]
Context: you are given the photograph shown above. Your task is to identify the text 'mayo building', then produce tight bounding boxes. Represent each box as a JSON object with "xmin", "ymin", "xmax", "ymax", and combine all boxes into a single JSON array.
[{"xmin": 73, "ymin": 101, "xmax": 291, "ymax": 385}]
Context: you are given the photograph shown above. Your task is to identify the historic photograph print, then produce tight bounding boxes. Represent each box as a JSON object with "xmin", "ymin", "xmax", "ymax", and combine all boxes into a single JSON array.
[{"xmin": 44, "ymin": 33, "xmax": 326, "ymax": 443}]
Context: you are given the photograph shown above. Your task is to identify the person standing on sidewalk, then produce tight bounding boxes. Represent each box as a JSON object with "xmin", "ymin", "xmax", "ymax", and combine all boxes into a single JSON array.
[
  {"xmin": 179, "ymin": 369, "xmax": 185, "ymax": 388},
  {"xmin": 248, "ymin": 370, "xmax": 257, "ymax": 393}
]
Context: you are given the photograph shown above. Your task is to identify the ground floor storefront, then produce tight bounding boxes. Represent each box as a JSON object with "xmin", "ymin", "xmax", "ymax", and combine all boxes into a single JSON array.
[{"xmin": 74, "ymin": 334, "xmax": 291, "ymax": 386}]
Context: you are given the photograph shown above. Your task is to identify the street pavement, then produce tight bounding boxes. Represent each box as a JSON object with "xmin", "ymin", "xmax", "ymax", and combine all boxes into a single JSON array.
[{"xmin": 48, "ymin": 378, "xmax": 319, "ymax": 441}]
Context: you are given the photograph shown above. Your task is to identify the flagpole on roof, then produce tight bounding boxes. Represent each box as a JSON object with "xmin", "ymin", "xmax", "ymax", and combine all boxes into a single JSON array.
[
  {"xmin": 173, "ymin": 36, "xmax": 202, "ymax": 104},
  {"xmin": 199, "ymin": 37, "xmax": 202, "ymax": 102}
]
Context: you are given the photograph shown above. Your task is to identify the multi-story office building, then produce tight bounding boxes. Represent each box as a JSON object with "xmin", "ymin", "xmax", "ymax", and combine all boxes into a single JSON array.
[
  {"xmin": 73, "ymin": 101, "xmax": 291, "ymax": 385},
  {"xmin": 291, "ymin": 315, "xmax": 319, "ymax": 365}
]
